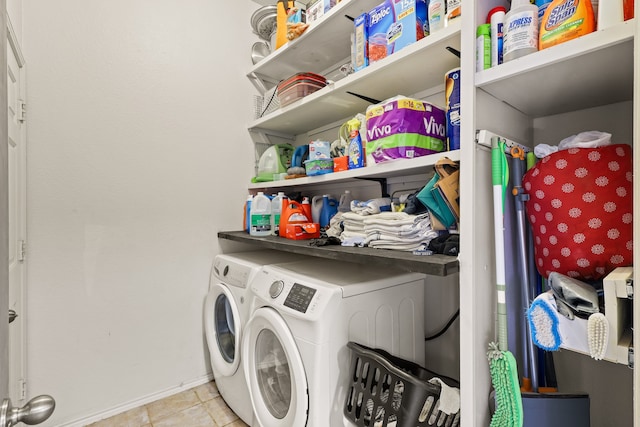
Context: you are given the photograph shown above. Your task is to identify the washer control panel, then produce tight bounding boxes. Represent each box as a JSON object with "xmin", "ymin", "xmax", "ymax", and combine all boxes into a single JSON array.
[{"xmin": 283, "ymin": 283, "xmax": 317, "ymax": 313}]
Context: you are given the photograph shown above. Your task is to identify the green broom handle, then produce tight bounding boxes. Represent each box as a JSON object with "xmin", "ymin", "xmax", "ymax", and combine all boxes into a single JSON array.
[{"xmin": 491, "ymin": 137, "xmax": 509, "ymax": 351}]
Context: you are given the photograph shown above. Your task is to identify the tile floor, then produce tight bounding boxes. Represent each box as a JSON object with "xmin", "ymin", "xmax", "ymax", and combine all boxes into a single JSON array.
[{"xmin": 86, "ymin": 381, "xmax": 248, "ymax": 427}]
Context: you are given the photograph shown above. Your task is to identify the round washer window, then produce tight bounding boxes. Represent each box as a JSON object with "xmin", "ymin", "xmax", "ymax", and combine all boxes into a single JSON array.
[
  {"xmin": 255, "ymin": 328, "xmax": 291, "ymax": 419},
  {"xmin": 214, "ymin": 293, "xmax": 236, "ymax": 363}
]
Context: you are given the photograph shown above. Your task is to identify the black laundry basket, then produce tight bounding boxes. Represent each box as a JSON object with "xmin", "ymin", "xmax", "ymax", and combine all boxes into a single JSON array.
[{"xmin": 344, "ymin": 342, "xmax": 460, "ymax": 427}]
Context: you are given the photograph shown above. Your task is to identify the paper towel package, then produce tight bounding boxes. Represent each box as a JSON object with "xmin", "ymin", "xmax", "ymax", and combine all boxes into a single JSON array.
[{"xmin": 365, "ymin": 96, "xmax": 447, "ymax": 164}]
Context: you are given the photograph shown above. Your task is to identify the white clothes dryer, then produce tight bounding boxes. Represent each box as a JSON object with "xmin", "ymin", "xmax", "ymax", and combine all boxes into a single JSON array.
[
  {"xmin": 204, "ymin": 250, "xmax": 308, "ymax": 426},
  {"xmin": 242, "ymin": 258, "xmax": 426, "ymax": 427}
]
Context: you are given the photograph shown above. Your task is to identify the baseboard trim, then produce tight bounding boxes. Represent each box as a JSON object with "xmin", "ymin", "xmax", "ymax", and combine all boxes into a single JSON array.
[{"xmin": 55, "ymin": 373, "xmax": 214, "ymax": 427}]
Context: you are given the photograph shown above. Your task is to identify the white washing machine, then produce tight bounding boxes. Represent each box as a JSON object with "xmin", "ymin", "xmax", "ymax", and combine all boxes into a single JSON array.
[
  {"xmin": 241, "ymin": 258, "xmax": 426, "ymax": 427},
  {"xmin": 204, "ymin": 250, "xmax": 308, "ymax": 426}
]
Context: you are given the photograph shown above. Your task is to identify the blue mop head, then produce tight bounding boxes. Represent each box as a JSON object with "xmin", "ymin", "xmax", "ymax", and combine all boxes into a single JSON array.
[{"xmin": 527, "ymin": 297, "xmax": 562, "ymax": 352}]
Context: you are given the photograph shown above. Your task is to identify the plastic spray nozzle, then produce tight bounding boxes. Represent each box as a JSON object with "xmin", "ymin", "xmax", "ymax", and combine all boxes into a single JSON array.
[{"xmin": 347, "ymin": 118, "xmax": 361, "ymax": 133}]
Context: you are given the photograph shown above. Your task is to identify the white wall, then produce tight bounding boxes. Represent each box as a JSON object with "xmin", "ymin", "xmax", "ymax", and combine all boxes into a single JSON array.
[{"xmin": 22, "ymin": 2, "xmax": 255, "ymax": 425}]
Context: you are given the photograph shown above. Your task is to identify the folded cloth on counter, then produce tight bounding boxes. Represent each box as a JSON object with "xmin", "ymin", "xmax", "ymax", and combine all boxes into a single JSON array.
[
  {"xmin": 350, "ymin": 198, "xmax": 392, "ymax": 215},
  {"xmin": 367, "ymin": 240, "xmax": 429, "ymax": 251},
  {"xmin": 341, "ymin": 235, "xmax": 366, "ymax": 247}
]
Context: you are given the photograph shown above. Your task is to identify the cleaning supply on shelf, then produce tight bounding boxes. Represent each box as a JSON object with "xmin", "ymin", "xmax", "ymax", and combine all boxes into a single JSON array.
[
  {"xmin": 338, "ymin": 190, "xmax": 353, "ymax": 213},
  {"xmin": 301, "ymin": 196, "xmax": 312, "ymax": 220},
  {"xmin": 539, "ymin": 0, "xmax": 595, "ymax": 50},
  {"xmin": 244, "ymin": 195, "xmax": 253, "ymax": 233},
  {"xmin": 503, "ymin": 0, "xmax": 539, "ymax": 62},
  {"xmin": 476, "ymin": 24, "xmax": 491, "ymax": 72},
  {"xmin": 249, "ymin": 192, "xmax": 272, "ymax": 236},
  {"xmin": 487, "ymin": 6, "xmax": 506, "ymax": 67},
  {"xmin": 428, "ymin": 0, "xmax": 446, "ymax": 32},
  {"xmin": 347, "ymin": 117, "xmax": 364, "ymax": 169},
  {"xmin": 280, "ymin": 199, "xmax": 320, "ymax": 240},
  {"xmin": 270, "ymin": 192, "xmax": 286, "ymax": 236},
  {"xmin": 446, "ymin": 0, "xmax": 462, "ymax": 24},
  {"xmin": 311, "ymin": 195, "xmax": 323, "ymax": 224},
  {"xmin": 319, "ymin": 194, "xmax": 338, "ymax": 228},
  {"xmin": 535, "ymin": 0, "xmax": 553, "ymax": 27}
]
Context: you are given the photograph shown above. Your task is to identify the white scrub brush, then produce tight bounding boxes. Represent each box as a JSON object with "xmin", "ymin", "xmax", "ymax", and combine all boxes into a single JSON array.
[{"xmin": 587, "ymin": 312, "xmax": 609, "ymax": 360}]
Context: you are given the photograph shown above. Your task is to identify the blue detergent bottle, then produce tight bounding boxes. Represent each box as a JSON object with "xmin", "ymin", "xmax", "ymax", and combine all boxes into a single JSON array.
[{"xmin": 319, "ymin": 194, "xmax": 338, "ymax": 229}]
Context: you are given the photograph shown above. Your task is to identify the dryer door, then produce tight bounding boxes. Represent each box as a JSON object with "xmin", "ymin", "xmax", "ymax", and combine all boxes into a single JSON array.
[
  {"xmin": 243, "ymin": 307, "xmax": 308, "ymax": 427},
  {"xmin": 204, "ymin": 283, "xmax": 242, "ymax": 377}
]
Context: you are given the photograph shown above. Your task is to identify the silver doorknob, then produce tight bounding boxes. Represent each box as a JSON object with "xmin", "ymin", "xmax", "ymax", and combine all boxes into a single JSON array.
[{"xmin": 0, "ymin": 395, "xmax": 55, "ymax": 426}]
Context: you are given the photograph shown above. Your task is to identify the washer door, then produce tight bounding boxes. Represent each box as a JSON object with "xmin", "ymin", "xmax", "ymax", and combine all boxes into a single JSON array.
[
  {"xmin": 243, "ymin": 307, "xmax": 308, "ymax": 427},
  {"xmin": 204, "ymin": 283, "xmax": 241, "ymax": 377}
]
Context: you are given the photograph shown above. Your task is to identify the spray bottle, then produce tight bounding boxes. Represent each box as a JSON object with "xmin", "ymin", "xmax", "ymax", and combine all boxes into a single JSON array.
[
  {"xmin": 504, "ymin": 0, "xmax": 539, "ymax": 62},
  {"xmin": 347, "ymin": 118, "xmax": 364, "ymax": 169}
]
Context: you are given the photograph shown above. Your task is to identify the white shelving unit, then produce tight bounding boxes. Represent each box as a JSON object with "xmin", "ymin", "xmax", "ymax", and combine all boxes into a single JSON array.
[
  {"xmin": 235, "ymin": 1, "xmax": 638, "ymax": 425},
  {"xmin": 460, "ymin": 0, "xmax": 638, "ymax": 425}
]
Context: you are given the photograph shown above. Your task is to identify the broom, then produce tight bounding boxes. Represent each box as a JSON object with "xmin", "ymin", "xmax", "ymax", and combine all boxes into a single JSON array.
[{"xmin": 488, "ymin": 136, "xmax": 523, "ymax": 427}]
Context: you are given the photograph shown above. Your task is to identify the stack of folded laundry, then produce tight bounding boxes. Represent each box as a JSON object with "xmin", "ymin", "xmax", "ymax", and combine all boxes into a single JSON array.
[
  {"xmin": 363, "ymin": 211, "xmax": 438, "ymax": 251},
  {"xmin": 340, "ymin": 212, "xmax": 368, "ymax": 246}
]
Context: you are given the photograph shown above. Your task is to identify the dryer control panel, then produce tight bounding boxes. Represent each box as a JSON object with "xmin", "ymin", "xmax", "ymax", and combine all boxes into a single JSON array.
[{"xmin": 283, "ymin": 283, "xmax": 317, "ymax": 313}]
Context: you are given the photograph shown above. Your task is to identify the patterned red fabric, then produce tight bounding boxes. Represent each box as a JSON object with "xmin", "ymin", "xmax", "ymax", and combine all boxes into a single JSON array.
[{"xmin": 522, "ymin": 144, "xmax": 633, "ymax": 280}]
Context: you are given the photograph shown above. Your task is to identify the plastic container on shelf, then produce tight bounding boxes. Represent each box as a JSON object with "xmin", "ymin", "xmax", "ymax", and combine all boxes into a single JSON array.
[
  {"xmin": 503, "ymin": 0, "xmax": 539, "ymax": 62},
  {"xmin": 302, "ymin": 197, "xmax": 312, "ymax": 221},
  {"xmin": 476, "ymin": 23, "xmax": 491, "ymax": 72},
  {"xmin": 338, "ymin": 190, "xmax": 353, "ymax": 213},
  {"xmin": 244, "ymin": 195, "xmax": 253, "ymax": 233},
  {"xmin": 487, "ymin": 6, "xmax": 506, "ymax": 67},
  {"xmin": 428, "ymin": 0, "xmax": 446, "ymax": 32},
  {"xmin": 319, "ymin": 194, "xmax": 338, "ymax": 228},
  {"xmin": 270, "ymin": 192, "xmax": 286, "ymax": 236},
  {"xmin": 277, "ymin": 72, "xmax": 328, "ymax": 107},
  {"xmin": 312, "ymin": 195, "xmax": 323, "ymax": 224},
  {"xmin": 250, "ymin": 192, "xmax": 272, "ymax": 236}
]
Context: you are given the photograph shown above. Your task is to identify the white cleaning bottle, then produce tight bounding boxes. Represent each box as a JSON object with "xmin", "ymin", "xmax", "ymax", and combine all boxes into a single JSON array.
[
  {"xmin": 338, "ymin": 190, "xmax": 353, "ymax": 213},
  {"xmin": 503, "ymin": 0, "xmax": 538, "ymax": 62},
  {"xmin": 311, "ymin": 195, "xmax": 323, "ymax": 224},
  {"xmin": 428, "ymin": 0, "xmax": 446, "ymax": 32},
  {"xmin": 271, "ymin": 192, "xmax": 286, "ymax": 236},
  {"xmin": 250, "ymin": 192, "xmax": 272, "ymax": 236}
]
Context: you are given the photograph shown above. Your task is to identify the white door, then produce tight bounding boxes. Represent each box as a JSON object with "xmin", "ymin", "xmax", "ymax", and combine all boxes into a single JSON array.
[
  {"xmin": 6, "ymin": 22, "xmax": 27, "ymax": 405},
  {"xmin": 242, "ymin": 307, "xmax": 308, "ymax": 427}
]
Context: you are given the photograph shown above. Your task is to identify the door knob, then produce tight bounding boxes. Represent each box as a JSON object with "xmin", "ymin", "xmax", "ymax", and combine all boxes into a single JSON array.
[
  {"xmin": 0, "ymin": 395, "xmax": 55, "ymax": 426},
  {"xmin": 8, "ymin": 310, "xmax": 17, "ymax": 324}
]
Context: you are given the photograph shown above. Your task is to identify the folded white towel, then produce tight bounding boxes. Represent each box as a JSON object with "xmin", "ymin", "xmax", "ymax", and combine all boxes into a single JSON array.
[
  {"xmin": 368, "ymin": 241, "xmax": 427, "ymax": 251},
  {"xmin": 350, "ymin": 198, "xmax": 392, "ymax": 215}
]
